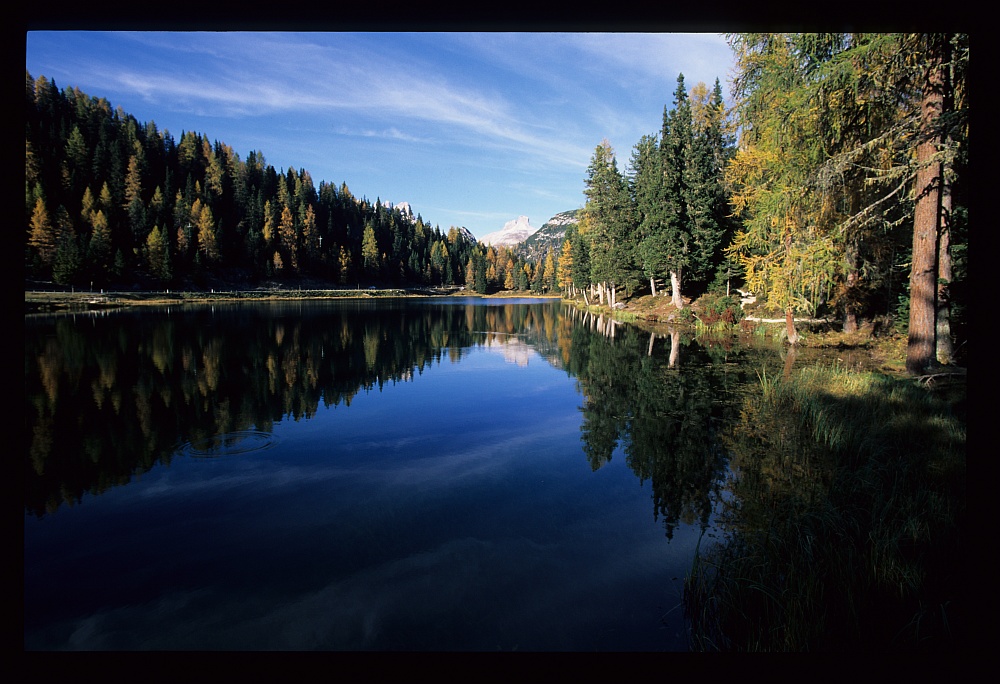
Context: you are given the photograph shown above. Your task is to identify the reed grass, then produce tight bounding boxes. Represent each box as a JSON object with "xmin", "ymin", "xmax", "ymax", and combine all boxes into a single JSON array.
[{"xmin": 684, "ymin": 365, "xmax": 966, "ymax": 651}]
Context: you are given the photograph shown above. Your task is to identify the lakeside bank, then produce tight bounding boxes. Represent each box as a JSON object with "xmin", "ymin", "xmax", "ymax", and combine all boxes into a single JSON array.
[{"xmin": 24, "ymin": 286, "xmax": 561, "ymax": 314}]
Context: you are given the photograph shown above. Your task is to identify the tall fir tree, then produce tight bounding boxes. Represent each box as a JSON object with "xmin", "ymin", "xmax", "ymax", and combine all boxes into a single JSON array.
[{"xmin": 584, "ymin": 139, "xmax": 634, "ymax": 307}]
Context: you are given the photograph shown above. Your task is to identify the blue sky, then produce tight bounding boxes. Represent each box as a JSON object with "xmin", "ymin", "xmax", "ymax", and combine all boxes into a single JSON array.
[{"xmin": 26, "ymin": 31, "xmax": 736, "ymax": 240}]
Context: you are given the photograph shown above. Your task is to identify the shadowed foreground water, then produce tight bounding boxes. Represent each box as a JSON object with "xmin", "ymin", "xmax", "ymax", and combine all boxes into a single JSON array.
[{"xmin": 25, "ymin": 298, "xmax": 767, "ymax": 651}]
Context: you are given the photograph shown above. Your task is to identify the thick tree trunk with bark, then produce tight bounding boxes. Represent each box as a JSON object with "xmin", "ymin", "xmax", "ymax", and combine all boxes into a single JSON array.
[
  {"xmin": 907, "ymin": 41, "xmax": 946, "ymax": 375},
  {"xmin": 936, "ymin": 148, "xmax": 954, "ymax": 365},
  {"xmin": 650, "ymin": 276, "xmax": 657, "ymax": 297},
  {"xmin": 785, "ymin": 307, "xmax": 800, "ymax": 345},
  {"xmin": 670, "ymin": 270, "xmax": 683, "ymax": 309}
]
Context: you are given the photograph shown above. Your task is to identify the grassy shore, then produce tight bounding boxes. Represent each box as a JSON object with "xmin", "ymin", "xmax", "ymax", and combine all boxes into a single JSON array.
[
  {"xmin": 683, "ymin": 363, "xmax": 967, "ymax": 651},
  {"xmin": 24, "ymin": 286, "xmax": 560, "ymax": 314}
]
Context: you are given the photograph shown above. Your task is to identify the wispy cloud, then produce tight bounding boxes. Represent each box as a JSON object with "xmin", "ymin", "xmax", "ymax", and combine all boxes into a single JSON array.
[
  {"xmin": 93, "ymin": 32, "xmax": 595, "ymax": 169},
  {"xmin": 334, "ymin": 125, "xmax": 431, "ymax": 144},
  {"xmin": 26, "ymin": 30, "xmax": 736, "ymax": 237}
]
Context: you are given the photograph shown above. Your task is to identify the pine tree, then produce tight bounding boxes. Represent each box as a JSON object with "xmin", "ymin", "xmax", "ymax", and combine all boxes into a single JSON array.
[
  {"xmin": 362, "ymin": 222, "xmax": 379, "ymax": 277},
  {"xmin": 569, "ymin": 222, "xmax": 591, "ymax": 296},
  {"xmin": 504, "ymin": 265, "xmax": 516, "ymax": 290},
  {"xmin": 28, "ymin": 198, "xmax": 57, "ymax": 268},
  {"xmin": 584, "ymin": 139, "xmax": 634, "ymax": 307},
  {"xmin": 278, "ymin": 204, "xmax": 297, "ymax": 272},
  {"xmin": 194, "ymin": 200, "xmax": 220, "ymax": 263},
  {"xmin": 474, "ymin": 251, "xmax": 488, "ymax": 293},
  {"xmin": 630, "ymin": 133, "xmax": 666, "ymax": 297},
  {"xmin": 80, "ymin": 186, "xmax": 96, "ymax": 226},
  {"xmin": 516, "ymin": 263, "xmax": 529, "ymax": 291},
  {"xmin": 53, "ymin": 231, "xmax": 82, "ymax": 285},
  {"xmin": 557, "ymin": 239, "xmax": 574, "ymax": 296},
  {"xmin": 88, "ymin": 210, "xmax": 112, "ymax": 282},
  {"xmin": 531, "ymin": 256, "xmax": 545, "ymax": 292},
  {"xmin": 661, "ymin": 74, "xmax": 694, "ymax": 309},
  {"xmin": 300, "ymin": 204, "xmax": 317, "ymax": 263},
  {"xmin": 123, "ymin": 154, "xmax": 147, "ymax": 244},
  {"xmin": 338, "ymin": 245, "xmax": 351, "ymax": 284},
  {"xmin": 465, "ymin": 257, "xmax": 475, "ymax": 289},
  {"xmin": 543, "ymin": 251, "xmax": 557, "ymax": 292},
  {"xmin": 64, "ymin": 125, "xmax": 89, "ymax": 198},
  {"xmin": 146, "ymin": 224, "xmax": 168, "ymax": 279},
  {"xmin": 48, "ymin": 205, "xmax": 80, "ymax": 284},
  {"xmin": 262, "ymin": 200, "xmax": 275, "ymax": 245},
  {"xmin": 683, "ymin": 81, "xmax": 727, "ymax": 291}
]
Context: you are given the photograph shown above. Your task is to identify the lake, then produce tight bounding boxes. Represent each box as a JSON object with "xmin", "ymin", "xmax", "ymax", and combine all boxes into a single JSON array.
[{"xmin": 24, "ymin": 297, "xmax": 776, "ymax": 651}]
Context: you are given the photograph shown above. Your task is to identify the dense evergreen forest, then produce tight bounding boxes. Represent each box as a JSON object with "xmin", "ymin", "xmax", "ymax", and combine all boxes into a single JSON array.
[
  {"xmin": 563, "ymin": 33, "xmax": 967, "ymax": 374},
  {"xmin": 26, "ymin": 32, "xmax": 968, "ymax": 374},
  {"xmin": 24, "ymin": 71, "xmax": 545, "ymax": 295}
]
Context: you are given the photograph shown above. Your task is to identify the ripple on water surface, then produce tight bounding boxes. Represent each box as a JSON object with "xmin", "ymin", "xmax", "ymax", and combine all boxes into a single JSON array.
[{"xmin": 176, "ymin": 430, "xmax": 280, "ymax": 458}]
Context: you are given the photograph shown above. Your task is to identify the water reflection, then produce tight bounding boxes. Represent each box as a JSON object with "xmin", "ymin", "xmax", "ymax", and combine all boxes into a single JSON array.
[
  {"xmin": 26, "ymin": 298, "xmax": 792, "ymax": 651},
  {"xmin": 26, "ymin": 300, "xmax": 761, "ymax": 542},
  {"xmin": 562, "ymin": 307, "xmax": 738, "ymax": 538},
  {"xmin": 25, "ymin": 300, "xmax": 560, "ymax": 517}
]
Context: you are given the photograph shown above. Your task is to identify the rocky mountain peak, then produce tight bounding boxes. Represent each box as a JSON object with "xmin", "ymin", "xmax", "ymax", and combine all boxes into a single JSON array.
[{"xmin": 479, "ymin": 215, "xmax": 538, "ymax": 247}]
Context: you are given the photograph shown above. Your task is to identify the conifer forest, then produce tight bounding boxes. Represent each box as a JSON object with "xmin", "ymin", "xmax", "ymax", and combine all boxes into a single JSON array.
[{"xmin": 26, "ymin": 33, "xmax": 968, "ymax": 375}]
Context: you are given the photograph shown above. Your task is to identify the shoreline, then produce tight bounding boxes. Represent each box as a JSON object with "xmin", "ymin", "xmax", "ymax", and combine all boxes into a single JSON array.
[{"xmin": 24, "ymin": 287, "xmax": 561, "ymax": 313}]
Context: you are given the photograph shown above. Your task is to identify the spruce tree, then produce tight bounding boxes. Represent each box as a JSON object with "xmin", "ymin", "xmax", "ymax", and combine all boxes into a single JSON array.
[
  {"xmin": 661, "ymin": 74, "xmax": 693, "ymax": 309},
  {"xmin": 584, "ymin": 139, "xmax": 634, "ymax": 307},
  {"xmin": 630, "ymin": 133, "xmax": 666, "ymax": 297}
]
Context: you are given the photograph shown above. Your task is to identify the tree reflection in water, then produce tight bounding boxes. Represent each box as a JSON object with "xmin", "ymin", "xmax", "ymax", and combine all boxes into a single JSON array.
[{"xmin": 26, "ymin": 300, "xmax": 758, "ymax": 540}]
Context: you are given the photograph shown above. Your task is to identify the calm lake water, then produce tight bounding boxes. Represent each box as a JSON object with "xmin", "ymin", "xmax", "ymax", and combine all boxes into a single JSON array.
[{"xmin": 24, "ymin": 297, "xmax": 777, "ymax": 651}]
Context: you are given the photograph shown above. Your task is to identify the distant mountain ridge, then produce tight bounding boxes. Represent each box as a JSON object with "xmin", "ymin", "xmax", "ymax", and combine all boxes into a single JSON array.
[
  {"xmin": 478, "ymin": 210, "xmax": 581, "ymax": 260},
  {"xmin": 520, "ymin": 209, "xmax": 582, "ymax": 261},
  {"xmin": 451, "ymin": 226, "xmax": 477, "ymax": 244},
  {"xmin": 479, "ymin": 215, "xmax": 538, "ymax": 247}
]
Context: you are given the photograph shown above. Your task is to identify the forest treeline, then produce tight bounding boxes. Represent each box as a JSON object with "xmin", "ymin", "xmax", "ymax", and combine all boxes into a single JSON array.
[
  {"xmin": 561, "ymin": 33, "xmax": 967, "ymax": 375},
  {"xmin": 26, "ymin": 32, "xmax": 968, "ymax": 374},
  {"xmin": 24, "ymin": 72, "xmax": 549, "ymax": 295}
]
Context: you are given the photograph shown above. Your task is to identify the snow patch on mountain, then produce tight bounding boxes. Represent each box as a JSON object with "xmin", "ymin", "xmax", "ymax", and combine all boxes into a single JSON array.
[
  {"xmin": 381, "ymin": 200, "xmax": 414, "ymax": 221},
  {"xmin": 479, "ymin": 216, "xmax": 538, "ymax": 246}
]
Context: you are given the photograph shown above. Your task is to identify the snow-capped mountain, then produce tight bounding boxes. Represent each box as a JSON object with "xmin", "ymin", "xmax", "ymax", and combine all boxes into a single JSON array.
[
  {"xmin": 479, "ymin": 216, "xmax": 538, "ymax": 247},
  {"xmin": 381, "ymin": 200, "xmax": 414, "ymax": 221}
]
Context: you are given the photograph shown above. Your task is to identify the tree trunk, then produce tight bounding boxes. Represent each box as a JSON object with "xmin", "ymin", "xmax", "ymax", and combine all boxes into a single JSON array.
[
  {"xmin": 906, "ymin": 39, "xmax": 946, "ymax": 375},
  {"xmin": 843, "ymin": 240, "xmax": 859, "ymax": 334},
  {"xmin": 785, "ymin": 307, "xmax": 800, "ymax": 345},
  {"xmin": 650, "ymin": 276, "xmax": 657, "ymax": 297},
  {"xmin": 782, "ymin": 343, "xmax": 799, "ymax": 380},
  {"xmin": 936, "ymin": 139, "xmax": 954, "ymax": 365},
  {"xmin": 670, "ymin": 270, "xmax": 683, "ymax": 309}
]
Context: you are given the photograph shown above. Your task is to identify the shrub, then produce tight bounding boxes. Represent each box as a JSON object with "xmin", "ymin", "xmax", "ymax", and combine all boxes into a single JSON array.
[{"xmin": 695, "ymin": 293, "xmax": 745, "ymax": 328}]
